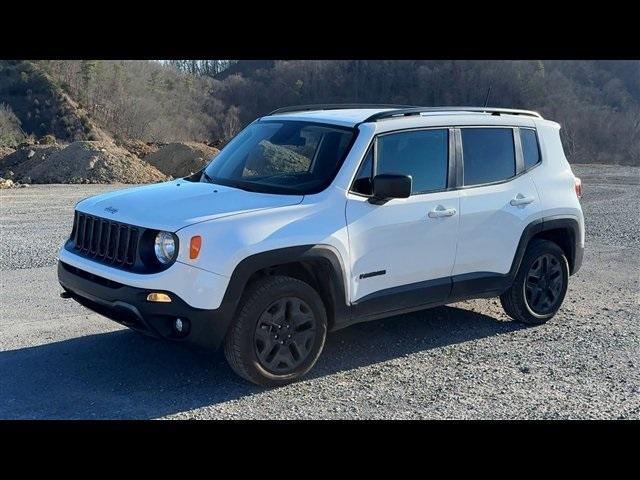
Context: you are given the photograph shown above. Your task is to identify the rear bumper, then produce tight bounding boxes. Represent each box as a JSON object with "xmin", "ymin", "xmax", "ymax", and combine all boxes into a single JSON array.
[
  {"xmin": 58, "ymin": 261, "xmax": 228, "ymax": 349},
  {"xmin": 572, "ymin": 243, "xmax": 584, "ymax": 275}
]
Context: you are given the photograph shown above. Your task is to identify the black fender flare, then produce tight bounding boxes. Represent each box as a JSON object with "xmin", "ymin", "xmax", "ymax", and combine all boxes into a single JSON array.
[
  {"xmin": 213, "ymin": 244, "xmax": 350, "ymax": 340},
  {"xmin": 509, "ymin": 216, "xmax": 582, "ymax": 279}
]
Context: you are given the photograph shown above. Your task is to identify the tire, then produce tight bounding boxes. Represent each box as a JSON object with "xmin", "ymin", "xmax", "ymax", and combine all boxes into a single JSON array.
[
  {"xmin": 223, "ymin": 275, "xmax": 328, "ymax": 387},
  {"xmin": 500, "ymin": 239, "xmax": 569, "ymax": 325}
]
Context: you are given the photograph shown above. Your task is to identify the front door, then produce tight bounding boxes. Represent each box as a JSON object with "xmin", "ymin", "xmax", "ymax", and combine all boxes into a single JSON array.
[{"xmin": 346, "ymin": 128, "xmax": 460, "ymax": 317}]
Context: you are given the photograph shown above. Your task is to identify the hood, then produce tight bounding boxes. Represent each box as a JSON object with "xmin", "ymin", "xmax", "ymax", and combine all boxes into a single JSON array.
[{"xmin": 76, "ymin": 180, "xmax": 304, "ymax": 231}]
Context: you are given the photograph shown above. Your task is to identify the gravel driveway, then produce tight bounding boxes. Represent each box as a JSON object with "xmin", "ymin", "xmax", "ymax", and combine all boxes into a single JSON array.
[{"xmin": 0, "ymin": 164, "xmax": 638, "ymax": 419}]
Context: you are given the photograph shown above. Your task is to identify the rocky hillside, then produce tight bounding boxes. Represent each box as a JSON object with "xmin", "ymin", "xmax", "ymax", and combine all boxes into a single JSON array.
[
  {"xmin": 0, "ymin": 61, "xmax": 109, "ymax": 142},
  {"xmin": 0, "ymin": 61, "xmax": 219, "ymax": 184}
]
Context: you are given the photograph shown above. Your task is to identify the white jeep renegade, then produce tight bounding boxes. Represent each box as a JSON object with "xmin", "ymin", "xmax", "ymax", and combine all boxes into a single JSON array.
[{"xmin": 58, "ymin": 105, "xmax": 584, "ymax": 386}]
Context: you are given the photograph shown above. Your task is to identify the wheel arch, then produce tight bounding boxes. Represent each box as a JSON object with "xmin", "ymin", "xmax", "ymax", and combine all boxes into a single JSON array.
[
  {"xmin": 216, "ymin": 245, "xmax": 350, "ymax": 337},
  {"xmin": 510, "ymin": 217, "xmax": 582, "ymax": 278}
]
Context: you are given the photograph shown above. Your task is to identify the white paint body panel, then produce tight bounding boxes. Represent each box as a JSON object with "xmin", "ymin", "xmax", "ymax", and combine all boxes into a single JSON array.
[
  {"xmin": 531, "ymin": 120, "xmax": 585, "ymax": 247},
  {"xmin": 345, "ymin": 190, "xmax": 460, "ymax": 301},
  {"xmin": 59, "ymin": 246, "xmax": 229, "ymax": 310},
  {"xmin": 75, "ymin": 180, "xmax": 303, "ymax": 232},
  {"xmin": 176, "ymin": 186, "xmax": 353, "ymax": 283},
  {"xmin": 59, "ymin": 109, "xmax": 584, "ymax": 310},
  {"xmin": 453, "ymin": 174, "xmax": 542, "ymax": 275}
]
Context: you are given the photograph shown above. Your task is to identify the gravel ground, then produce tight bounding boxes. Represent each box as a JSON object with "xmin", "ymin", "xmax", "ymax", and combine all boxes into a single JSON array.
[{"xmin": 0, "ymin": 164, "xmax": 638, "ymax": 419}]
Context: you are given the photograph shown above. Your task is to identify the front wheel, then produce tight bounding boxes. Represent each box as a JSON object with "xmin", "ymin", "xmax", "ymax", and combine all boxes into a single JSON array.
[
  {"xmin": 223, "ymin": 275, "xmax": 327, "ymax": 387},
  {"xmin": 500, "ymin": 239, "xmax": 570, "ymax": 325}
]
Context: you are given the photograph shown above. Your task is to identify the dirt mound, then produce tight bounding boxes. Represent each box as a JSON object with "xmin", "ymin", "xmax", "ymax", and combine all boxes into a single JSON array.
[
  {"xmin": 144, "ymin": 142, "xmax": 219, "ymax": 178},
  {"xmin": 0, "ymin": 144, "xmax": 66, "ymax": 179},
  {"xmin": 118, "ymin": 139, "xmax": 160, "ymax": 159},
  {"xmin": 1, "ymin": 141, "xmax": 168, "ymax": 184}
]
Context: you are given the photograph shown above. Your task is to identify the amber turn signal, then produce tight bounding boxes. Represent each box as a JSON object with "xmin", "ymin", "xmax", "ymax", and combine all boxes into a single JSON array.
[
  {"xmin": 190, "ymin": 235, "xmax": 202, "ymax": 259},
  {"xmin": 147, "ymin": 292, "xmax": 172, "ymax": 303}
]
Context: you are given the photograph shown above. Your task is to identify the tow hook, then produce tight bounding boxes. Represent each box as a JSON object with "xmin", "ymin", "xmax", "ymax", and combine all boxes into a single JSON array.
[{"xmin": 60, "ymin": 290, "xmax": 72, "ymax": 299}]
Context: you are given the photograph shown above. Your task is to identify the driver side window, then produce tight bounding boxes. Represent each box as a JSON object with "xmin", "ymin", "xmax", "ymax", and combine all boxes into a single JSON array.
[{"xmin": 377, "ymin": 129, "xmax": 449, "ymax": 194}]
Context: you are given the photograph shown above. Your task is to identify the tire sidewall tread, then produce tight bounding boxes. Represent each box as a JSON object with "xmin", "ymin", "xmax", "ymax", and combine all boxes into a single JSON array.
[
  {"xmin": 223, "ymin": 275, "xmax": 327, "ymax": 387},
  {"xmin": 500, "ymin": 239, "xmax": 570, "ymax": 325}
]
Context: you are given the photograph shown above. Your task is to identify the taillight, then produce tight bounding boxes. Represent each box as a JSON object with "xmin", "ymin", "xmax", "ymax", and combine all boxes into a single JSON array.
[{"xmin": 574, "ymin": 177, "xmax": 583, "ymax": 199}]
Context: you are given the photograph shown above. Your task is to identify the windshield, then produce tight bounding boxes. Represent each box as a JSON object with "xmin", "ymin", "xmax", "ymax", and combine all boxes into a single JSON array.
[{"xmin": 201, "ymin": 120, "xmax": 357, "ymax": 194}]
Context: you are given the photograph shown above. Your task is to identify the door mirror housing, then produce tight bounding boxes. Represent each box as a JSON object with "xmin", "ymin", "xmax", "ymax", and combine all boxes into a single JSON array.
[{"xmin": 371, "ymin": 174, "xmax": 412, "ymax": 202}]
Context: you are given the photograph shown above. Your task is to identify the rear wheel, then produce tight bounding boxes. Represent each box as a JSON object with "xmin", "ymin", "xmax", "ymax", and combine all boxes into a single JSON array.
[
  {"xmin": 224, "ymin": 275, "xmax": 327, "ymax": 387},
  {"xmin": 500, "ymin": 239, "xmax": 569, "ymax": 324}
]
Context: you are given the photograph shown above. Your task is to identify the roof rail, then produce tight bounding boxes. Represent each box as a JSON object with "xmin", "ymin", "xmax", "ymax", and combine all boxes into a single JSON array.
[
  {"xmin": 363, "ymin": 107, "xmax": 543, "ymax": 122},
  {"xmin": 267, "ymin": 103, "xmax": 419, "ymax": 116}
]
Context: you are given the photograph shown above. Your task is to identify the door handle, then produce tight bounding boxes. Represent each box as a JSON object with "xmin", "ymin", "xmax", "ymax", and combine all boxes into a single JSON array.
[
  {"xmin": 510, "ymin": 194, "xmax": 535, "ymax": 206},
  {"xmin": 428, "ymin": 205, "xmax": 457, "ymax": 218}
]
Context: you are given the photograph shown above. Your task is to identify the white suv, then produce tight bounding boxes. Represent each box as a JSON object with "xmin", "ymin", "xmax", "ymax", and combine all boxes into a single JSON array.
[{"xmin": 58, "ymin": 105, "xmax": 584, "ymax": 386}]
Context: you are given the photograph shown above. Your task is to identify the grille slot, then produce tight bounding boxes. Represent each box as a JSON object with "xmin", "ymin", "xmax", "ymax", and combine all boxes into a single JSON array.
[{"xmin": 71, "ymin": 212, "xmax": 140, "ymax": 269}]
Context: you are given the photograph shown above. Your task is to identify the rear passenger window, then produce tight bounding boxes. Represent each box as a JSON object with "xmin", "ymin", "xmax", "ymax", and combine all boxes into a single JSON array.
[
  {"xmin": 377, "ymin": 129, "xmax": 448, "ymax": 194},
  {"xmin": 462, "ymin": 128, "xmax": 516, "ymax": 186},
  {"xmin": 521, "ymin": 128, "xmax": 541, "ymax": 169}
]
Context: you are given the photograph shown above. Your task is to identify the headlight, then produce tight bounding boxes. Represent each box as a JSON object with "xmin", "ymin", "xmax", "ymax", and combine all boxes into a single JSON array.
[{"xmin": 154, "ymin": 231, "xmax": 177, "ymax": 264}]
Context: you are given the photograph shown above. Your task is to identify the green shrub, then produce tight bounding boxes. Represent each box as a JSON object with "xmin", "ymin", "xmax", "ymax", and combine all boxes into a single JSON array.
[{"xmin": 40, "ymin": 134, "xmax": 56, "ymax": 144}]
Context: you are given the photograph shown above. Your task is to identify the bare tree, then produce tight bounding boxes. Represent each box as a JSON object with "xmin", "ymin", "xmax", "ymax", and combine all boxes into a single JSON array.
[{"xmin": 222, "ymin": 106, "xmax": 241, "ymax": 141}]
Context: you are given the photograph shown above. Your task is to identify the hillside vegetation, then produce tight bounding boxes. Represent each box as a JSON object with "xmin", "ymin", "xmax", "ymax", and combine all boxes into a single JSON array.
[
  {"xmin": 0, "ymin": 61, "xmax": 110, "ymax": 143},
  {"xmin": 1, "ymin": 60, "xmax": 638, "ymax": 169},
  {"xmin": 211, "ymin": 60, "xmax": 640, "ymax": 166}
]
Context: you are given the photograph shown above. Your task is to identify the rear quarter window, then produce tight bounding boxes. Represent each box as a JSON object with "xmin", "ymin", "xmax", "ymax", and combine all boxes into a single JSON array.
[{"xmin": 520, "ymin": 128, "xmax": 541, "ymax": 169}]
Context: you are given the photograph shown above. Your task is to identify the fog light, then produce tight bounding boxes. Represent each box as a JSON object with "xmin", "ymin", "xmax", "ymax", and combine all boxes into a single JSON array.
[
  {"xmin": 173, "ymin": 317, "xmax": 190, "ymax": 335},
  {"xmin": 147, "ymin": 292, "xmax": 171, "ymax": 303},
  {"xmin": 174, "ymin": 318, "xmax": 184, "ymax": 332}
]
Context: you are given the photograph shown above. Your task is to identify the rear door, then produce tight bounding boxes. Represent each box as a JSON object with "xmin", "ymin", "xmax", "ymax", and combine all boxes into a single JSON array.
[{"xmin": 452, "ymin": 126, "xmax": 542, "ymax": 281}]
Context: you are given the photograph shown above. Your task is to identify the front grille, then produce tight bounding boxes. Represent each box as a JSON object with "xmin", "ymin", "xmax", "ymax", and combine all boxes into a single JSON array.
[{"xmin": 70, "ymin": 212, "xmax": 139, "ymax": 269}]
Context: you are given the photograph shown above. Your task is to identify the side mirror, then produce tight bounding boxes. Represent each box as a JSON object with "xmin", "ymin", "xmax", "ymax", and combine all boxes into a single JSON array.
[{"xmin": 371, "ymin": 174, "xmax": 412, "ymax": 202}]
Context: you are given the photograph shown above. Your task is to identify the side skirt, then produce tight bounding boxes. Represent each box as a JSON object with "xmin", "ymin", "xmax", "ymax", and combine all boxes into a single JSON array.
[{"xmin": 341, "ymin": 272, "xmax": 511, "ymax": 329}]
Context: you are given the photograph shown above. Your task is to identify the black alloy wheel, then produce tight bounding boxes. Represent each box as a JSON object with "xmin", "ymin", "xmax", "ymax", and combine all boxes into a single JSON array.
[
  {"xmin": 254, "ymin": 297, "xmax": 318, "ymax": 373},
  {"xmin": 524, "ymin": 253, "xmax": 565, "ymax": 315}
]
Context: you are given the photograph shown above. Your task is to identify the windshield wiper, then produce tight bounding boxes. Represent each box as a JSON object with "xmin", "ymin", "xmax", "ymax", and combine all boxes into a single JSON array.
[
  {"xmin": 231, "ymin": 183, "xmax": 262, "ymax": 192},
  {"xmin": 202, "ymin": 171, "xmax": 215, "ymax": 183},
  {"xmin": 254, "ymin": 172, "xmax": 302, "ymax": 181}
]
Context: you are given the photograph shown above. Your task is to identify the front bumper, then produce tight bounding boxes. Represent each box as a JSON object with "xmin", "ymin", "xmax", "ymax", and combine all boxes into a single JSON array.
[{"xmin": 58, "ymin": 261, "xmax": 229, "ymax": 349}]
